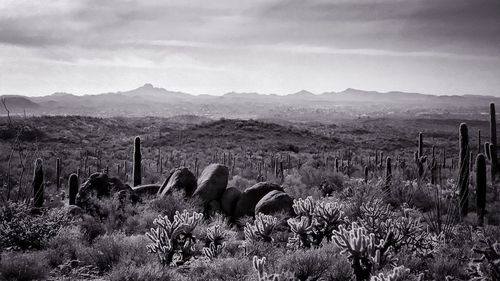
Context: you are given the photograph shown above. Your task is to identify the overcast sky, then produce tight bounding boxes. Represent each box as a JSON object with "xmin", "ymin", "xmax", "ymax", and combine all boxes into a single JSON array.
[{"xmin": 1, "ymin": 0, "xmax": 499, "ymax": 96}]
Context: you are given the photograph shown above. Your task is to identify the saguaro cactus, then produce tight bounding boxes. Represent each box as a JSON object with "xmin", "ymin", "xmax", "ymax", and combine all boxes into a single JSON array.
[
  {"xmin": 133, "ymin": 136, "xmax": 142, "ymax": 186},
  {"xmin": 418, "ymin": 132, "xmax": 424, "ymax": 158},
  {"xmin": 56, "ymin": 158, "xmax": 61, "ymax": 190},
  {"xmin": 476, "ymin": 154, "xmax": 487, "ymax": 226},
  {"xmin": 414, "ymin": 132, "xmax": 427, "ymax": 179},
  {"xmin": 32, "ymin": 158, "xmax": 44, "ymax": 208},
  {"xmin": 478, "ymin": 129, "xmax": 482, "ymax": 153},
  {"xmin": 490, "ymin": 103, "xmax": 498, "ymax": 180},
  {"xmin": 68, "ymin": 173, "xmax": 79, "ymax": 205},
  {"xmin": 385, "ymin": 157, "xmax": 392, "ymax": 191},
  {"xmin": 459, "ymin": 123, "xmax": 469, "ymax": 218}
]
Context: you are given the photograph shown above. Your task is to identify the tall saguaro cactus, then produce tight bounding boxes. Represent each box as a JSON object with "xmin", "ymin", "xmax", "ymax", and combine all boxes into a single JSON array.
[
  {"xmin": 385, "ymin": 157, "xmax": 392, "ymax": 191},
  {"xmin": 68, "ymin": 173, "xmax": 79, "ymax": 205},
  {"xmin": 133, "ymin": 136, "xmax": 142, "ymax": 186},
  {"xmin": 490, "ymin": 103, "xmax": 498, "ymax": 181},
  {"xmin": 476, "ymin": 154, "xmax": 487, "ymax": 226},
  {"xmin": 418, "ymin": 132, "xmax": 424, "ymax": 158},
  {"xmin": 56, "ymin": 158, "xmax": 61, "ymax": 190},
  {"xmin": 459, "ymin": 123, "xmax": 469, "ymax": 218},
  {"xmin": 415, "ymin": 132, "xmax": 427, "ymax": 178},
  {"xmin": 32, "ymin": 158, "xmax": 44, "ymax": 208}
]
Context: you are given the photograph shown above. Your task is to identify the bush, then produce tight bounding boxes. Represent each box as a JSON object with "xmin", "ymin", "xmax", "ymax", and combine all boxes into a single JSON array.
[
  {"xmin": 77, "ymin": 233, "xmax": 151, "ymax": 273},
  {"xmin": 150, "ymin": 190, "xmax": 200, "ymax": 221},
  {"xmin": 186, "ymin": 258, "xmax": 253, "ymax": 281},
  {"xmin": 46, "ymin": 226, "xmax": 85, "ymax": 267},
  {"xmin": 0, "ymin": 202, "xmax": 70, "ymax": 251},
  {"xmin": 109, "ymin": 262, "xmax": 180, "ymax": 281},
  {"xmin": 228, "ymin": 175, "xmax": 257, "ymax": 192},
  {"xmin": 282, "ymin": 170, "xmax": 322, "ymax": 199},
  {"xmin": 278, "ymin": 244, "xmax": 351, "ymax": 281},
  {"xmin": 0, "ymin": 251, "xmax": 49, "ymax": 281}
]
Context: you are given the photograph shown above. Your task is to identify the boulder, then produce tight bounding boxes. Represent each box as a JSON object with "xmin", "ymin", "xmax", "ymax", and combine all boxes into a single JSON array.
[
  {"xmin": 132, "ymin": 184, "xmax": 161, "ymax": 196},
  {"xmin": 75, "ymin": 173, "xmax": 132, "ymax": 217},
  {"xmin": 193, "ymin": 164, "xmax": 229, "ymax": 206},
  {"xmin": 255, "ymin": 190, "xmax": 294, "ymax": 216},
  {"xmin": 75, "ymin": 173, "xmax": 130, "ymax": 207},
  {"xmin": 157, "ymin": 167, "xmax": 197, "ymax": 198},
  {"xmin": 233, "ymin": 182, "xmax": 284, "ymax": 218},
  {"xmin": 220, "ymin": 187, "xmax": 241, "ymax": 216}
]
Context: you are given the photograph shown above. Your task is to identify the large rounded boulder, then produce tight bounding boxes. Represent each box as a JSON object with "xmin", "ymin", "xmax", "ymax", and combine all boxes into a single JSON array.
[
  {"xmin": 158, "ymin": 167, "xmax": 197, "ymax": 198},
  {"xmin": 233, "ymin": 182, "xmax": 284, "ymax": 218},
  {"xmin": 255, "ymin": 190, "xmax": 294, "ymax": 216},
  {"xmin": 132, "ymin": 184, "xmax": 161, "ymax": 196},
  {"xmin": 193, "ymin": 164, "xmax": 229, "ymax": 206},
  {"xmin": 76, "ymin": 173, "xmax": 130, "ymax": 206},
  {"xmin": 220, "ymin": 187, "xmax": 241, "ymax": 216},
  {"xmin": 75, "ymin": 173, "xmax": 132, "ymax": 217}
]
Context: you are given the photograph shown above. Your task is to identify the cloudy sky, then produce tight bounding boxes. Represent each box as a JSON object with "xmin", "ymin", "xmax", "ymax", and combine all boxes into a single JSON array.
[{"xmin": 1, "ymin": 0, "xmax": 500, "ymax": 96}]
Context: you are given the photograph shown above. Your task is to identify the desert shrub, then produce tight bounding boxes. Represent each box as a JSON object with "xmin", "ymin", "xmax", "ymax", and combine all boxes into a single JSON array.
[
  {"xmin": 187, "ymin": 258, "xmax": 253, "ymax": 281},
  {"xmin": 150, "ymin": 190, "xmax": 200, "ymax": 220},
  {"xmin": 282, "ymin": 170, "xmax": 323, "ymax": 199},
  {"xmin": 0, "ymin": 202, "xmax": 70, "ymax": 251},
  {"xmin": 109, "ymin": 262, "xmax": 180, "ymax": 281},
  {"xmin": 228, "ymin": 175, "xmax": 257, "ymax": 192},
  {"xmin": 0, "ymin": 251, "xmax": 49, "ymax": 281},
  {"xmin": 79, "ymin": 214, "xmax": 106, "ymax": 243},
  {"xmin": 77, "ymin": 233, "xmax": 151, "ymax": 273},
  {"xmin": 299, "ymin": 165, "xmax": 344, "ymax": 191},
  {"xmin": 46, "ymin": 225, "xmax": 85, "ymax": 267},
  {"xmin": 278, "ymin": 244, "xmax": 351, "ymax": 281},
  {"xmin": 122, "ymin": 207, "xmax": 159, "ymax": 234}
]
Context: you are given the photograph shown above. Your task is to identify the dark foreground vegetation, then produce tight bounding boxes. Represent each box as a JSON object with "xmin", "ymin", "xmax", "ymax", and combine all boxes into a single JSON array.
[{"xmin": 0, "ymin": 106, "xmax": 499, "ymax": 281}]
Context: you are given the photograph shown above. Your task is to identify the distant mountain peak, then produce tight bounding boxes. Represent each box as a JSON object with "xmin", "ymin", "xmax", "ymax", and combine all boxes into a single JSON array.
[
  {"xmin": 50, "ymin": 92, "xmax": 74, "ymax": 97},
  {"xmin": 291, "ymin": 90, "xmax": 315, "ymax": 96},
  {"xmin": 141, "ymin": 83, "xmax": 154, "ymax": 89}
]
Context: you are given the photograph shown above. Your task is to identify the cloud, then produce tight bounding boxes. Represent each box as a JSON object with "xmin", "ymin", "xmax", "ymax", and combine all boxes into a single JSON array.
[{"xmin": 0, "ymin": 0, "xmax": 499, "ymax": 95}]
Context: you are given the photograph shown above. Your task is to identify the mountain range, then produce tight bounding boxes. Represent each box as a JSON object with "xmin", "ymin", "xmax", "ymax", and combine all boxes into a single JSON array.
[{"xmin": 0, "ymin": 84, "xmax": 497, "ymax": 121}]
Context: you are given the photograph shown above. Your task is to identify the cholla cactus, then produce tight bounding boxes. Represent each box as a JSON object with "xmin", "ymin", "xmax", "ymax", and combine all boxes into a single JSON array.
[
  {"xmin": 203, "ymin": 225, "xmax": 226, "ymax": 260},
  {"xmin": 244, "ymin": 213, "xmax": 278, "ymax": 243},
  {"xmin": 288, "ymin": 196, "xmax": 345, "ymax": 248},
  {"xmin": 359, "ymin": 199, "xmax": 391, "ymax": 240},
  {"xmin": 253, "ymin": 256, "xmax": 294, "ymax": 281},
  {"xmin": 253, "ymin": 256, "xmax": 280, "ymax": 281},
  {"xmin": 332, "ymin": 222, "xmax": 395, "ymax": 281},
  {"xmin": 146, "ymin": 210, "xmax": 203, "ymax": 265},
  {"xmin": 287, "ymin": 216, "xmax": 314, "ymax": 248},
  {"xmin": 315, "ymin": 200, "xmax": 344, "ymax": 241},
  {"xmin": 370, "ymin": 266, "xmax": 410, "ymax": 281},
  {"xmin": 292, "ymin": 196, "xmax": 315, "ymax": 217},
  {"xmin": 360, "ymin": 200, "xmax": 440, "ymax": 256},
  {"xmin": 468, "ymin": 234, "xmax": 500, "ymax": 280},
  {"xmin": 203, "ymin": 242, "xmax": 225, "ymax": 260}
]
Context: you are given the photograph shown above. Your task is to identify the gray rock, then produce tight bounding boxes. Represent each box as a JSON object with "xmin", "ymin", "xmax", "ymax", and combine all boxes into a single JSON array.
[
  {"xmin": 158, "ymin": 167, "xmax": 197, "ymax": 198},
  {"xmin": 255, "ymin": 190, "xmax": 294, "ymax": 216},
  {"xmin": 233, "ymin": 182, "xmax": 284, "ymax": 217},
  {"xmin": 193, "ymin": 164, "xmax": 229, "ymax": 206},
  {"xmin": 220, "ymin": 187, "xmax": 241, "ymax": 216}
]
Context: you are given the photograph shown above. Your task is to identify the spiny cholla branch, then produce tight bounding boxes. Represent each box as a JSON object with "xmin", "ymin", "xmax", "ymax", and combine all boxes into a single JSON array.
[
  {"xmin": 203, "ymin": 225, "xmax": 226, "ymax": 260},
  {"xmin": 287, "ymin": 196, "xmax": 345, "ymax": 248},
  {"xmin": 245, "ymin": 213, "xmax": 278, "ymax": 243},
  {"xmin": 146, "ymin": 210, "xmax": 203, "ymax": 266}
]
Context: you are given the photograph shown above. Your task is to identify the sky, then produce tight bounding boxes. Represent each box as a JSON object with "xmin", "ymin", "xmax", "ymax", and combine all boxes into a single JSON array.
[{"xmin": 0, "ymin": 0, "xmax": 500, "ymax": 96}]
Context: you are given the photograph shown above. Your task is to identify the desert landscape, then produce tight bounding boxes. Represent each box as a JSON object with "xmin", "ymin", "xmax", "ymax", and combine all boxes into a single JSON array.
[{"xmin": 1, "ymin": 0, "xmax": 500, "ymax": 280}]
